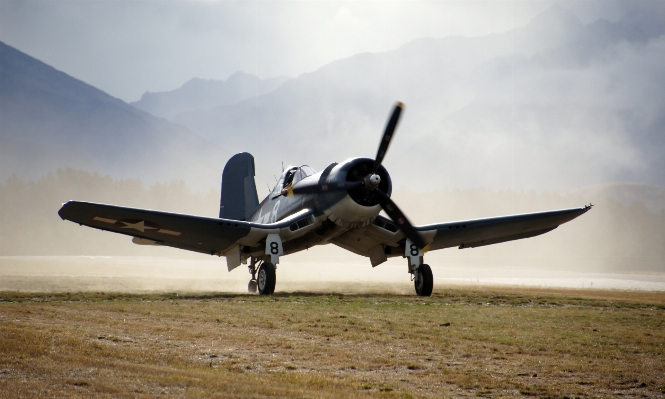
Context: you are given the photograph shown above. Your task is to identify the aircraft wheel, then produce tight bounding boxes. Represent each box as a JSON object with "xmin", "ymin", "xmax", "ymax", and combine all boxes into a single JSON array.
[
  {"xmin": 248, "ymin": 280, "xmax": 257, "ymax": 294},
  {"xmin": 414, "ymin": 264, "xmax": 433, "ymax": 297},
  {"xmin": 257, "ymin": 262, "xmax": 276, "ymax": 295}
]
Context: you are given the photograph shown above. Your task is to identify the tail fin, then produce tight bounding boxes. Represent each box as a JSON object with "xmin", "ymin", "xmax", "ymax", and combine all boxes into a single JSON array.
[{"xmin": 219, "ymin": 152, "xmax": 259, "ymax": 221}]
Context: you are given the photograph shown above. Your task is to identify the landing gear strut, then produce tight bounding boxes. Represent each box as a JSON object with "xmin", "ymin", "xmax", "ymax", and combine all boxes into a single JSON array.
[{"xmin": 247, "ymin": 260, "xmax": 258, "ymax": 293}]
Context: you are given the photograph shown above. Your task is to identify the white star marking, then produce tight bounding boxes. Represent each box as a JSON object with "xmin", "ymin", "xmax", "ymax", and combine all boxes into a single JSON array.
[{"xmin": 120, "ymin": 220, "xmax": 158, "ymax": 233}]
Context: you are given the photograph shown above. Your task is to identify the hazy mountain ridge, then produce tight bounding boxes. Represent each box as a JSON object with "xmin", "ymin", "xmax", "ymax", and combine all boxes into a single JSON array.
[
  {"xmin": 172, "ymin": 5, "xmax": 665, "ymax": 192},
  {"xmin": 173, "ymin": 5, "xmax": 599, "ymax": 138},
  {"xmin": 131, "ymin": 71, "xmax": 290, "ymax": 120},
  {"xmin": 0, "ymin": 41, "xmax": 224, "ymax": 188}
]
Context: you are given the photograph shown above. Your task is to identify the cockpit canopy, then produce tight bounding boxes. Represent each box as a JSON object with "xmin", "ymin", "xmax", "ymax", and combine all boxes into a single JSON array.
[{"xmin": 272, "ymin": 165, "xmax": 316, "ymax": 194}]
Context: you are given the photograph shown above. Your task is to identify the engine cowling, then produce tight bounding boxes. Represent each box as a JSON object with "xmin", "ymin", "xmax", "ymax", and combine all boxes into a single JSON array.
[{"xmin": 322, "ymin": 158, "xmax": 392, "ymax": 227}]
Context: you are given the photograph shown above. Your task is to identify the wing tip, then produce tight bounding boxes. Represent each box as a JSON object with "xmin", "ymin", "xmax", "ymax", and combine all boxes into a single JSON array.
[
  {"xmin": 58, "ymin": 201, "xmax": 71, "ymax": 220},
  {"xmin": 58, "ymin": 200, "xmax": 79, "ymax": 221}
]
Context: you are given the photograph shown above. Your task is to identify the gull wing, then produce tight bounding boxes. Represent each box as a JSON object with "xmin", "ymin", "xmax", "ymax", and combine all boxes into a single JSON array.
[
  {"xmin": 418, "ymin": 206, "xmax": 592, "ymax": 250},
  {"xmin": 330, "ymin": 206, "xmax": 591, "ymax": 266},
  {"xmin": 58, "ymin": 201, "xmax": 315, "ymax": 257}
]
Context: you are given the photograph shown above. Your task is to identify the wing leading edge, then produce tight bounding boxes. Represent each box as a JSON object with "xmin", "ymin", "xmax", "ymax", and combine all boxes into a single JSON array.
[{"xmin": 419, "ymin": 206, "xmax": 593, "ymax": 251}]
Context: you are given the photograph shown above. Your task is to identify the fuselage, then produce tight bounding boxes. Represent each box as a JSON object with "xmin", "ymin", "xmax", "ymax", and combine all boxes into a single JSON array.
[{"xmin": 247, "ymin": 157, "xmax": 392, "ymax": 255}]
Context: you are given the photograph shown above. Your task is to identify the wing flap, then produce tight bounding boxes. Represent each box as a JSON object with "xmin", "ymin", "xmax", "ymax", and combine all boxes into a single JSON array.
[{"xmin": 329, "ymin": 215, "xmax": 403, "ymax": 257}]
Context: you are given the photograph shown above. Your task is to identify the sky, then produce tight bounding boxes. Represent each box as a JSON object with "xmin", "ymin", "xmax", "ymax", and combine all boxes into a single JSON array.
[{"xmin": 0, "ymin": 0, "xmax": 634, "ymax": 103}]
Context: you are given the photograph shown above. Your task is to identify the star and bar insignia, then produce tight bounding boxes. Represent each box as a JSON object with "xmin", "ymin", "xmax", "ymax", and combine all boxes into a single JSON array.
[{"xmin": 91, "ymin": 216, "xmax": 182, "ymax": 236}]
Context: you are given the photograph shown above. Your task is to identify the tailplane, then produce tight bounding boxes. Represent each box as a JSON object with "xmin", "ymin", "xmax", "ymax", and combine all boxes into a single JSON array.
[{"xmin": 220, "ymin": 152, "xmax": 259, "ymax": 221}]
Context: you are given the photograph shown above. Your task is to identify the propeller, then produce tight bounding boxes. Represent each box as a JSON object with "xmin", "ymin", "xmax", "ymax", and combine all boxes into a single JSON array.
[
  {"xmin": 373, "ymin": 102, "xmax": 402, "ymax": 175},
  {"xmin": 291, "ymin": 102, "xmax": 426, "ymax": 249},
  {"xmin": 370, "ymin": 102, "xmax": 425, "ymax": 249}
]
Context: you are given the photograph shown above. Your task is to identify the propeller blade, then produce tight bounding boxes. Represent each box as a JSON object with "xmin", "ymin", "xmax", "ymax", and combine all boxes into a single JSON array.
[
  {"xmin": 374, "ymin": 189, "xmax": 426, "ymax": 249},
  {"xmin": 373, "ymin": 102, "xmax": 403, "ymax": 175}
]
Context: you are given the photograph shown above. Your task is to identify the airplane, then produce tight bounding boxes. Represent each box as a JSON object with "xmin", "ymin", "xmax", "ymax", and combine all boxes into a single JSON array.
[{"xmin": 58, "ymin": 102, "xmax": 592, "ymax": 296}]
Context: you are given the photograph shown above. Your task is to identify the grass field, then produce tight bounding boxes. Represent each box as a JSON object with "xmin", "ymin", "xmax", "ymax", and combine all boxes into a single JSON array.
[{"xmin": 1, "ymin": 288, "xmax": 664, "ymax": 398}]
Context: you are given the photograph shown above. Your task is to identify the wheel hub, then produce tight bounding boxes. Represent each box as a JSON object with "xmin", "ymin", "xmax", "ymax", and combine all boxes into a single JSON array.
[{"xmin": 258, "ymin": 269, "xmax": 266, "ymax": 290}]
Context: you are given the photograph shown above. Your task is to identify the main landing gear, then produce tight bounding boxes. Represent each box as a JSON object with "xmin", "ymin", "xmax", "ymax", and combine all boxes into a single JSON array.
[
  {"xmin": 247, "ymin": 258, "xmax": 276, "ymax": 295},
  {"xmin": 257, "ymin": 262, "xmax": 276, "ymax": 295},
  {"xmin": 413, "ymin": 264, "xmax": 433, "ymax": 296},
  {"xmin": 247, "ymin": 234, "xmax": 282, "ymax": 295},
  {"xmin": 406, "ymin": 238, "xmax": 433, "ymax": 296}
]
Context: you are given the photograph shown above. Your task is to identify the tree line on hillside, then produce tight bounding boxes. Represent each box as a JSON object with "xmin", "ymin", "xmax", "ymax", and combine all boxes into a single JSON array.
[
  {"xmin": 1, "ymin": 169, "xmax": 663, "ymax": 273},
  {"xmin": 0, "ymin": 169, "xmax": 218, "ymax": 257}
]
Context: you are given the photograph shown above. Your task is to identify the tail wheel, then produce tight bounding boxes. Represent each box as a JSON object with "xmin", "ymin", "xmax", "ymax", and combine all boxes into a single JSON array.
[
  {"xmin": 414, "ymin": 264, "xmax": 433, "ymax": 296},
  {"xmin": 257, "ymin": 262, "xmax": 276, "ymax": 295}
]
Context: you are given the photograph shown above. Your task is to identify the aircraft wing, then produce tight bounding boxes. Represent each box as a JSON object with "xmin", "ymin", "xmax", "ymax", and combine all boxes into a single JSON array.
[
  {"xmin": 330, "ymin": 206, "xmax": 591, "ymax": 265},
  {"xmin": 417, "ymin": 206, "xmax": 592, "ymax": 251},
  {"xmin": 58, "ymin": 201, "xmax": 315, "ymax": 259}
]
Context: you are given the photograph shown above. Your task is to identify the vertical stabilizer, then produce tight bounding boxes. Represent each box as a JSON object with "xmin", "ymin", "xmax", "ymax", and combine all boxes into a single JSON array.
[{"xmin": 220, "ymin": 152, "xmax": 259, "ymax": 221}]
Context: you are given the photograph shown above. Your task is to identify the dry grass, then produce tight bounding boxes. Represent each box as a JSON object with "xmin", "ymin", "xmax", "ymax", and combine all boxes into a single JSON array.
[{"xmin": 1, "ymin": 288, "xmax": 664, "ymax": 398}]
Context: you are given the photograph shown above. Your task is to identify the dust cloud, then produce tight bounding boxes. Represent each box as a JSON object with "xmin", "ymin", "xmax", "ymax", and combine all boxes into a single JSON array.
[
  {"xmin": 2, "ymin": 254, "xmax": 664, "ymax": 294},
  {"xmin": 1, "ymin": 171, "xmax": 663, "ymax": 293}
]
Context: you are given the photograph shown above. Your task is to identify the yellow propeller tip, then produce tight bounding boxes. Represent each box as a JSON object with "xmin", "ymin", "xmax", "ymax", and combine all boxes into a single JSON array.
[{"xmin": 396, "ymin": 102, "xmax": 404, "ymax": 108}]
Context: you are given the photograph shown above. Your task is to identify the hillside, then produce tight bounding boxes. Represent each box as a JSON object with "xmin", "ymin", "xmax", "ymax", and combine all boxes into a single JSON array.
[{"xmin": 0, "ymin": 41, "xmax": 224, "ymax": 189}]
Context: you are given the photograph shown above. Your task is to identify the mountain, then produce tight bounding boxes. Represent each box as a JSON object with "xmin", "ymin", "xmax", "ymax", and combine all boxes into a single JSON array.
[
  {"xmin": 131, "ymin": 72, "xmax": 289, "ymax": 120},
  {"xmin": 0, "ymin": 41, "xmax": 224, "ymax": 189},
  {"xmin": 172, "ymin": 5, "xmax": 665, "ymax": 193},
  {"xmin": 3, "ymin": 4, "xmax": 663, "ymax": 194}
]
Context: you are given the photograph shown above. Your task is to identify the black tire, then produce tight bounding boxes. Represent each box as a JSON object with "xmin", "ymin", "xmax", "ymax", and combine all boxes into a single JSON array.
[
  {"xmin": 414, "ymin": 264, "xmax": 433, "ymax": 296},
  {"xmin": 257, "ymin": 262, "xmax": 276, "ymax": 295}
]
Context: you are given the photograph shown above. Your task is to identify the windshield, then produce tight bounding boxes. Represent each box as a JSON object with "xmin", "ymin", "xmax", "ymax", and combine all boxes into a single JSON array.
[{"xmin": 300, "ymin": 165, "xmax": 316, "ymax": 176}]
